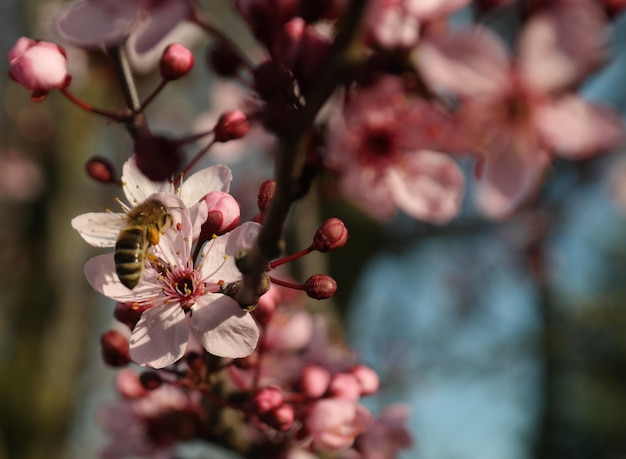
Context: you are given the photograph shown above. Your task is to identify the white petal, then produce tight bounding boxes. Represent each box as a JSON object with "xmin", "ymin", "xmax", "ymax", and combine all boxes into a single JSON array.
[
  {"xmin": 71, "ymin": 212, "xmax": 124, "ymax": 247},
  {"xmin": 200, "ymin": 222, "xmax": 261, "ymax": 282},
  {"xmin": 84, "ymin": 254, "xmax": 161, "ymax": 303},
  {"xmin": 179, "ymin": 165, "xmax": 233, "ymax": 205},
  {"xmin": 189, "ymin": 294, "xmax": 259, "ymax": 358},
  {"xmin": 122, "ymin": 155, "xmax": 173, "ymax": 206},
  {"xmin": 148, "ymin": 193, "xmax": 193, "ymax": 265},
  {"xmin": 129, "ymin": 303, "xmax": 188, "ymax": 368}
]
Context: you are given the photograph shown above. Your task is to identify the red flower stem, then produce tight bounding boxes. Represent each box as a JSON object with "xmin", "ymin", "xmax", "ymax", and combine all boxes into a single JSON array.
[
  {"xmin": 268, "ymin": 247, "xmax": 313, "ymax": 270},
  {"xmin": 138, "ymin": 78, "xmax": 168, "ymax": 112},
  {"xmin": 267, "ymin": 275, "xmax": 304, "ymax": 291},
  {"xmin": 175, "ymin": 129, "xmax": 215, "ymax": 146},
  {"xmin": 59, "ymin": 88, "xmax": 124, "ymax": 120}
]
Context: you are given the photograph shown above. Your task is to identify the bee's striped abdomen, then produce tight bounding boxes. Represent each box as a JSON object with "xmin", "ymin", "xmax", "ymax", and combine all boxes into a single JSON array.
[{"xmin": 115, "ymin": 227, "xmax": 148, "ymax": 290}]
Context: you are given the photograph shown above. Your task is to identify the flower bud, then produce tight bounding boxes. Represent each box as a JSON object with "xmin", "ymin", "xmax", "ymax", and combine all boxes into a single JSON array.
[
  {"xmin": 214, "ymin": 110, "xmax": 249, "ymax": 143},
  {"xmin": 328, "ymin": 372, "xmax": 361, "ymax": 401},
  {"xmin": 100, "ymin": 330, "xmax": 131, "ymax": 367},
  {"xmin": 312, "ymin": 218, "xmax": 348, "ymax": 252},
  {"xmin": 257, "ymin": 179, "xmax": 276, "ymax": 213},
  {"xmin": 253, "ymin": 60, "xmax": 294, "ymax": 102},
  {"xmin": 160, "ymin": 43, "xmax": 195, "ymax": 81},
  {"xmin": 300, "ymin": 364, "xmax": 331, "ymax": 399},
  {"xmin": 235, "ymin": 0, "xmax": 298, "ymax": 45},
  {"xmin": 304, "ymin": 274, "xmax": 337, "ymax": 300},
  {"xmin": 114, "ymin": 302, "xmax": 150, "ymax": 330},
  {"xmin": 85, "ymin": 156, "xmax": 115, "ymax": 183},
  {"xmin": 8, "ymin": 37, "xmax": 70, "ymax": 99},
  {"xmin": 133, "ymin": 131, "xmax": 182, "ymax": 182},
  {"xmin": 350, "ymin": 364, "xmax": 379, "ymax": 396},
  {"xmin": 139, "ymin": 371, "xmax": 163, "ymax": 390},
  {"xmin": 207, "ymin": 43, "xmax": 244, "ymax": 77},
  {"xmin": 199, "ymin": 191, "xmax": 241, "ymax": 237},
  {"xmin": 263, "ymin": 403, "xmax": 294, "ymax": 431},
  {"xmin": 116, "ymin": 369, "xmax": 148, "ymax": 399},
  {"xmin": 252, "ymin": 386, "xmax": 284, "ymax": 415}
]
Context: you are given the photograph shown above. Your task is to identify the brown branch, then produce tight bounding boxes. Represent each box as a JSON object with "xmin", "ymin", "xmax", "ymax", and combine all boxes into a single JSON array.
[{"xmin": 232, "ymin": 0, "xmax": 370, "ymax": 309}]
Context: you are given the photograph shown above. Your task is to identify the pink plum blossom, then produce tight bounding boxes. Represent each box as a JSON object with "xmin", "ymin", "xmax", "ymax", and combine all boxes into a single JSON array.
[
  {"xmin": 416, "ymin": 20, "xmax": 624, "ymax": 218},
  {"xmin": 355, "ymin": 404, "xmax": 413, "ymax": 459},
  {"xmin": 306, "ymin": 397, "xmax": 373, "ymax": 450},
  {"xmin": 363, "ymin": 0, "xmax": 470, "ymax": 49},
  {"xmin": 99, "ymin": 377, "xmax": 204, "ymax": 458},
  {"xmin": 83, "ymin": 195, "xmax": 260, "ymax": 367},
  {"xmin": 71, "ymin": 156, "xmax": 232, "ymax": 248},
  {"xmin": 325, "ymin": 76, "xmax": 465, "ymax": 223},
  {"xmin": 8, "ymin": 37, "xmax": 69, "ymax": 96},
  {"xmin": 54, "ymin": 0, "xmax": 194, "ymax": 53}
]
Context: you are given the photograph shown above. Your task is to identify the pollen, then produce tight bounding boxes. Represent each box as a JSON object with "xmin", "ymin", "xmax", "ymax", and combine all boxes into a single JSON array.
[
  {"xmin": 223, "ymin": 255, "xmax": 229, "ymax": 260},
  {"xmin": 177, "ymin": 223, "xmax": 183, "ymax": 231}
]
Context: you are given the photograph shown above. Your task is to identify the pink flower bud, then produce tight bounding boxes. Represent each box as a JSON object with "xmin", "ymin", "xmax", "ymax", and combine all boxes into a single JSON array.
[
  {"xmin": 312, "ymin": 217, "xmax": 348, "ymax": 252},
  {"xmin": 258, "ymin": 179, "xmax": 276, "ymax": 212},
  {"xmin": 304, "ymin": 274, "xmax": 337, "ymax": 300},
  {"xmin": 139, "ymin": 371, "xmax": 163, "ymax": 390},
  {"xmin": 252, "ymin": 386, "xmax": 284, "ymax": 415},
  {"xmin": 100, "ymin": 330, "xmax": 131, "ymax": 367},
  {"xmin": 252, "ymin": 284, "xmax": 280, "ymax": 326},
  {"xmin": 199, "ymin": 191, "xmax": 241, "ymax": 237},
  {"xmin": 116, "ymin": 369, "xmax": 148, "ymax": 399},
  {"xmin": 263, "ymin": 403, "xmax": 295, "ymax": 431},
  {"xmin": 300, "ymin": 364, "xmax": 331, "ymax": 399},
  {"xmin": 114, "ymin": 302, "xmax": 151, "ymax": 330},
  {"xmin": 350, "ymin": 365, "xmax": 379, "ymax": 396},
  {"xmin": 306, "ymin": 398, "xmax": 373, "ymax": 450},
  {"xmin": 85, "ymin": 156, "xmax": 115, "ymax": 183},
  {"xmin": 214, "ymin": 110, "xmax": 249, "ymax": 143},
  {"xmin": 328, "ymin": 372, "xmax": 361, "ymax": 401},
  {"xmin": 160, "ymin": 42, "xmax": 195, "ymax": 81},
  {"xmin": 8, "ymin": 37, "xmax": 69, "ymax": 98}
]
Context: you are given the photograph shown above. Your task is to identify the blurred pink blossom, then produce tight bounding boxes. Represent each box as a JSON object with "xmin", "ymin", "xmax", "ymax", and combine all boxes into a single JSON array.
[
  {"xmin": 325, "ymin": 76, "xmax": 465, "ymax": 223},
  {"xmin": 54, "ymin": 0, "xmax": 194, "ymax": 52},
  {"xmin": 356, "ymin": 404, "xmax": 414, "ymax": 459},
  {"xmin": 417, "ymin": 19, "xmax": 624, "ymax": 218},
  {"xmin": 306, "ymin": 397, "xmax": 373, "ymax": 450},
  {"xmin": 364, "ymin": 0, "xmax": 470, "ymax": 48}
]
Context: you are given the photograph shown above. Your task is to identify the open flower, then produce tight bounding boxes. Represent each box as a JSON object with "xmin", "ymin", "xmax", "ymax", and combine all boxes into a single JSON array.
[
  {"xmin": 54, "ymin": 0, "xmax": 194, "ymax": 53},
  {"xmin": 416, "ymin": 7, "xmax": 624, "ymax": 218},
  {"xmin": 325, "ymin": 76, "xmax": 465, "ymax": 223},
  {"xmin": 83, "ymin": 194, "xmax": 260, "ymax": 367},
  {"xmin": 72, "ymin": 156, "xmax": 232, "ymax": 247}
]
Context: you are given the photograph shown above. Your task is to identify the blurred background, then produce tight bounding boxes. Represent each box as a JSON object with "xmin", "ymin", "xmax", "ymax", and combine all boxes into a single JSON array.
[{"xmin": 2, "ymin": 1, "xmax": 626, "ymax": 459}]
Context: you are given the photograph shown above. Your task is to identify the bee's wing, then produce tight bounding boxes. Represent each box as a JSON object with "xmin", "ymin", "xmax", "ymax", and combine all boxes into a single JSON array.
[{"xmin": 71, "ymin": 212, "xmax": 125, "ymax": 247}]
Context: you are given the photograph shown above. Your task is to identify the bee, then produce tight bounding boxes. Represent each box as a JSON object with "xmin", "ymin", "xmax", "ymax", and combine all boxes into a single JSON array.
[{"xmin": 114, "ymin": 199, "xmax": 171, "ymax": 290}]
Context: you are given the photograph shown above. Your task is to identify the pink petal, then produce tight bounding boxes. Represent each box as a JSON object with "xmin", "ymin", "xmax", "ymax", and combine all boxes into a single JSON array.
[
  {"xmin": 148, "ymin": 193, "xmax": 193, "ymax": 263},
  {"xmin": 179, "ymin": 164, "xmax": 233, "ymax": 205},
  {"xmin": 476, "ymin": 146, "xmax": 549, "ymax": 219},
  {"xmin": 535, "ymin": 96, "xmax": 625, "ymax": 159},
  {"xmin": 416, "ymin": 26, "xmax": 510, "ymax": 97},
  {"xmin": 517, "ymin": 0, "xmax": 606, "ymax": 93},
  {"xmin": 132, "ymin": 0, "xmax": 193, "ymax": 54},
  {"xmin": 71, "ymin": 211, "xmax": 124, "ymax": 247},
  {"xmin": 189, "ymin": 294, "xmax": 259, "ymax": 358},
  {"xmin": 201, "ymin": 221, "xmax": 261, "ymax": 282},
  {"xmin": 84, "ymin": 253, "xmax": 161, "ymax": 302},
  {"xmin": 388, "ymin": 150, "xmax": 465, "ymax": 223},
  {"xmin": 341, "ymin": 167, "xmax": 397, "ymax": 220},
  {"xmin": 129, "ymin": 303, "xmax": 188, "ymax": 368},
  {"xmin": 54, "ymin": 0, "xmax": 143, "ymax": 47},
  {"xmin": 122, "ymin": 155, "xmax": 172, "ymax": 205},
  {"xmin": 406, "ymin": 0, "xmax": 470, "ymax": 19}
]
